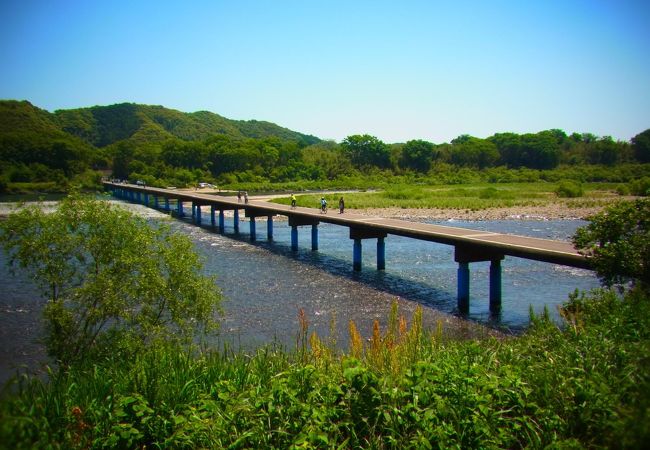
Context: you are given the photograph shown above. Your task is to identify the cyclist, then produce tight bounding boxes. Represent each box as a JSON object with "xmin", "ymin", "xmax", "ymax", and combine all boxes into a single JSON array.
[{"xmin": 320, "ymin": 197, "xmax": 327, "ymax": 213}]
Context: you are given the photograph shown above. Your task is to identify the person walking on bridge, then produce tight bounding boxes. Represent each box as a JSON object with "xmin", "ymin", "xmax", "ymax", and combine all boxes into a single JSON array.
[
  {"xmin": 290, "ymin": 193, "xmax": 297, "ymax": 208},
  {"xmin": 339, "ymin": 197, "xmax": 345, "ymax": 214}
]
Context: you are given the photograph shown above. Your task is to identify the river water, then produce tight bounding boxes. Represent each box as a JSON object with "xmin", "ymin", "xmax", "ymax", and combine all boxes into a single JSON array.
[{"xmin": 0, "ymin": 201, "xmax": 600, "ymax": 384}]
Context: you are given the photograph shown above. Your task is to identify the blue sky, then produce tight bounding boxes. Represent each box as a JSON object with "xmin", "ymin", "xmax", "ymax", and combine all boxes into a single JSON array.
[{"xmin": 1, "ymin": 0, "xmax": 649, "ymax": 144}]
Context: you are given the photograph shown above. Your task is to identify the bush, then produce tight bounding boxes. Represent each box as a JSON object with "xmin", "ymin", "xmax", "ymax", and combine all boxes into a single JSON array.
[
  {"xmin": 629, "ymin": 176, "xmax": 650, "ymax": 196},
  {"xmin": 573, "ymin": 198, "xmax": 650, "ymax": 290},
  {"xmin": 616, "ymin": 183, "xmax": 630, "ymax": 195},
  {"xmin": 556, "ymin": 180, "xmax": 583, "ymax": 198}
]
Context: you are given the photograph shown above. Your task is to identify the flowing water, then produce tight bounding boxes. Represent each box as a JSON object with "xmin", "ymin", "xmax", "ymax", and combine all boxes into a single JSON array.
[{"xmin": 0, "ymin": 201, "xmax": 600, "ymax": 384}]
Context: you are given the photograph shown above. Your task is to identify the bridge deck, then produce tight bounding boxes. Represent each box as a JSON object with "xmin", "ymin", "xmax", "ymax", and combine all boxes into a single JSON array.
[{"xmin": 106, "ymin": 183, "xmax": 590, "ymax": 269}]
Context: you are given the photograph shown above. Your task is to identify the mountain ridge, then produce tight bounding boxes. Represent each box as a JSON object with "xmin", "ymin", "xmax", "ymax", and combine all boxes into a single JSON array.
[{"xmin": 0, "ymin": 100, "xmax": 321, "ymax": 149}]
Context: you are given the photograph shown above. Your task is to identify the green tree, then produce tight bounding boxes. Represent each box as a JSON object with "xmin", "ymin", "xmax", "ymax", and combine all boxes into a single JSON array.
[
  {"xmin": 400, "ymin": 139, "xmax": 436, "ymax": 172},
  {"xmin": 302, "ymin": 141, "xmax": 352, "ymax": 179},
  {"xmin": 341, "ymin": 134, "xmax": 390, "ymax": 169},
  {"xmin": 632, "ymin": 129, "xmax": 650, "ymax": 163},
  {"xmin": 488, "ymin": 132, "xmax": 521, "ymax": 167},
  {"xmin": 0, "ymin": 195, "xmax": 222, "ymax": 365},
  {"xmin": 519, "ymin": 132, "xmax": 561, "ymax": 169},
  {"xmin": 111, "ymin": 141, "xmax": 134, "ymax": 179},
  {"xmin": 450, "ymin": 136, "xmax": 499, "ymax": 169},
  {"xmin": 573, "ymin": 199, "xmax": 649, "ymax": 291}
]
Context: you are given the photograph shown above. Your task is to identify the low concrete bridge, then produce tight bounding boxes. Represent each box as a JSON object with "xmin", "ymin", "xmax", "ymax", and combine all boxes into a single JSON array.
[{"xmin": 104, "ymin": 182, "xmax": 591, "ymax": 315}]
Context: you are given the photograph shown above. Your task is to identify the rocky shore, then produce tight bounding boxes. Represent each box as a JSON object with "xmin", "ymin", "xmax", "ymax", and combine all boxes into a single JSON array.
[{"xmin": 353, "ymin": 204, "xmax": 602, "ymax": 222}]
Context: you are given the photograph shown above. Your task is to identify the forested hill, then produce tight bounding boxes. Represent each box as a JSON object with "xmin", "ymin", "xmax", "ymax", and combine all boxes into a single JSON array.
[{"xmin": 1, "ymin": 100, "xmax": 321, "ymax": 148}]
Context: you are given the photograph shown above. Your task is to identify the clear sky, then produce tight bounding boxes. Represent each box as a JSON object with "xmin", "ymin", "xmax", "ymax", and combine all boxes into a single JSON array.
[{"xmin": 1, "ymin": 0, "xmax": 649, "ymax": 144}]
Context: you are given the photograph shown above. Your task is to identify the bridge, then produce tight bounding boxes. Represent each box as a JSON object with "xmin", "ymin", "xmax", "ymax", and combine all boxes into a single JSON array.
[{"xmin": 104, "ymin": 182, "xmax": 591, "ymax": 315}]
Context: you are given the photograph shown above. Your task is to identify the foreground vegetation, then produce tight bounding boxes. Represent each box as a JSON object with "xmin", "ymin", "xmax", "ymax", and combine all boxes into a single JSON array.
[
  {"xmin": 0, "ymin": 289, "xmax": 648, "ymax": 449},
  {"xmin": 1, "ymin": 198, "xmax": 649, "ymax": 448}
]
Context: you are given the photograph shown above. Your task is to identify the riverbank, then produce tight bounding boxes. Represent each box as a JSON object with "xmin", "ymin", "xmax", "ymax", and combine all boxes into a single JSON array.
[
  {"xmin": 0, "ymin": 198, "xmax": 620, "ymax": 221},
  {"xmin": 352, "ymin": 202, "xmax": 608, "ymax": 221}
]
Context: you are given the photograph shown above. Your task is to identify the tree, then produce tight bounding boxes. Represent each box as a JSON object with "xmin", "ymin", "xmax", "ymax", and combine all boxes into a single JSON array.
[
  {"xmin": 341, "ymin": 134, "xmax": 390, "ymax": 170},
  {"xmin": 586, "ymin": 136, "xmax": 621, "ymax": 166},
  {"xmin": 0, "ymin": 195, "xmax": 222, "ymax": 365},
  {"xmin": 573, "ymin": 199, "xmax": 649, "ymax": 291},
  {"xmin": 450, "ymin": 136, "xmax": 499, "ymax": 169},
  {"xmin": 519, "ymin": 132, "xmax": 561, "ymax": 169},
  {"xmin": 111, "ymin": 141, "xmax": 133, "ymax": 179},
  {"xmin": 488, "ymin": 132, "xmax": 521, "ymax": 167},
  {"xmin": 400, "ymin": 139, "xmax": 435, "ymax": 172},
  {"xmin": 632, "ymin": 129, "xmax": 650, "ymax": 163}
]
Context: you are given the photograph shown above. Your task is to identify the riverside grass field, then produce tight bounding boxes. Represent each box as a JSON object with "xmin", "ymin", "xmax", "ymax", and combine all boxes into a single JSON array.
[{"xmin": 272, "ymin": 182, "xmax": 618, "ymax": 211}]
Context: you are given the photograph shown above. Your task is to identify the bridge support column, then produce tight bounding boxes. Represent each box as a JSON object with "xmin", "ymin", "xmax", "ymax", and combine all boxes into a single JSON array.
[
  {"xmin": 164, "ymin": 198, "xmax": 170, "ymax": 211},
  {"xmin": 311, "ymin": 224, "xmax": 318, "ymax": 251},
  {"xmin": 211, "ymin": 206, "xmax": 216, "ymax": 228},
  {"xmin": 353, "ymin": 239, "xmax": 362, "ymax": 271},
  {"xmin": 137, "ymin": 192, "xmax": 142, "ymax": 203},
  {"xmin": 233, "ymin": 209, "xmax": 240, "ymax": 234},
  {"xmin": 291, "ymin": 226, "xmax": 299, "ymax": 251},
  {"xmin": 195, "ymin": 204, "xmax": 202, "ymax": 225},
  {"xmin": 154, "ymin": 195, "xmax": 159, "ymax": 209},
  {"xmin": 490, "ymin": 259, "xmax": 502, "ymax": 313},
  {"xmin": 219, "ymin": 210, "xmax": 225, "ymax": 233},
  {"xmin": 377, "ymin": 237, "xmax": 386, "ymax": 270},
  {"xmin": 267, "ymin": 216, "xmax": 273, "ymax": 241},
  {"xmin": 350, "ymin": 227, "xmax": 388, "ymax": 271},
  {"xmin": 177, "ymin": 200, "xmax": 184, "ymax": 217},
  {"xmin": 457, "ymin": 262, "xmax": 470, "ymax": 313},
  {"xmin": 143, "ymin": 193, "xmax": 149, "ymax": 206},
  {"xmin": 288, "ymin": 217, "xmax": 319, "ymax": 252},
  {"xmin": 249, "ymin": 217, "xmax": 256, "ymax": 241},
  {"xmin": 454, "ymin": 246, "xmax": 504, "ymax": 314}
]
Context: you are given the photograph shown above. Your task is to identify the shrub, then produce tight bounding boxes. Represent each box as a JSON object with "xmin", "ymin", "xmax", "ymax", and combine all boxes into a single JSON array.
[
  {"xmin": 556, "ymin": 180, "xmax": 583, "ymax": 198},
  {"xmin": 573, "ymin": 198, "xmax": 650, "ymax": 290},
  {"xmin": 629, "ymin": 176, "xmax": 650, "ymax": 196}
]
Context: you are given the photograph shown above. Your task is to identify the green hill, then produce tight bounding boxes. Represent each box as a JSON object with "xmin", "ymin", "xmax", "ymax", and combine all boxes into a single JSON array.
[
  {"xmin": 0, "ymin": 100, "xmax": 94, "ymax": 174},
  {"xmin": 52, "ymin": 102, "xmax": 320, "ymax": 147}
]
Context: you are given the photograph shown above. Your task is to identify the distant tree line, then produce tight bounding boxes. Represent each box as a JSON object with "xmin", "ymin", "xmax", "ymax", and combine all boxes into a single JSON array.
[
  {"xmin": 108, "ymin": 128, "xmax": 650, "ymax": 188},
  {"xmin": 2, "ymin": 122, "xmax": 650, "ymax": 192}
]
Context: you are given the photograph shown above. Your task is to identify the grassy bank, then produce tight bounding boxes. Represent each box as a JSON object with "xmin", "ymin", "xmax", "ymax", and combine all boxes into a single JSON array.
[
  {"xmin": 1, "ymin": 290, "xmax": 649, "ymax": 449},
  {"xmin": 272, "ymin": 182, "xmax": 629, "ymax": 212}
]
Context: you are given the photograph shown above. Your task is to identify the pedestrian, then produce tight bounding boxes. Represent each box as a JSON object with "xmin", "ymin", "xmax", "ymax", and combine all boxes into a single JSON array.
[
  {"xmin": 339, "ymin": 197, "xmax": 345, "ymax": 214},
  {"xmin": 244, "ymin": 191, "xmax": 249, "ymax": 204},
  {"xmin": 237, "ymin": 191, "xmax": 242, "ymax": 202}
]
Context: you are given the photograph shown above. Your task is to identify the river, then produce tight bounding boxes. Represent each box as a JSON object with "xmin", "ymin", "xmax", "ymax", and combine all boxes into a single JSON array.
[{"xmin": 0, "ymin": 201, "xmax": 600, "ymax": 385}]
